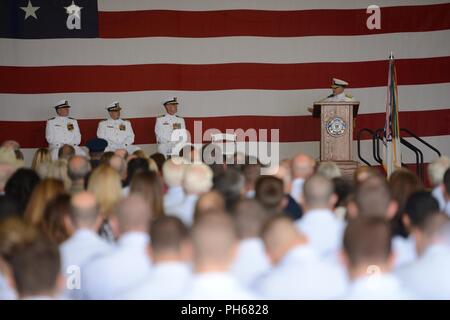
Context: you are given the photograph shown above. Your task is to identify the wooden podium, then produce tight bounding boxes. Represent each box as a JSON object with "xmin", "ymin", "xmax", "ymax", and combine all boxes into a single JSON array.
[{"xmin": 313, "ymin": 101, "xmax": 360, "ymax": 179}]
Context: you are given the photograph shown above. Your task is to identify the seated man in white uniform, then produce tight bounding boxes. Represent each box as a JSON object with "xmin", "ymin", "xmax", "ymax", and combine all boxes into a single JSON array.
[
  {"xmin": 155, "ymin": 97, "xmax": 187, "ymax": 159},
  {"xmin": 97, "ymin": 102, "xmax": 139, "ymax": 154},
  {"xmin": 45, "ymin": 100, "xmax": 86, "ymax": 160}
]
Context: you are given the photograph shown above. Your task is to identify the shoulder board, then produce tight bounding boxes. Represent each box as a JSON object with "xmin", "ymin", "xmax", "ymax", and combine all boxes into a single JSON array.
[
  {"xmin": 157, "ymin": 114, "xmax": 165, "ymax": 118},
  {"xmin": 48, "ymin": 117, "xmax": 55, "ymax": 120},
  {"xmin": 327, "ymin": 94, "xmax": 334, "ymax": 98},
  {"xmin": 345, "ymin": 93, "xmax": 353, "ymax": 98},
  {"xmin": 176, "ymin": 115, "xmax": 182, "ymax": 118},
  {"xmin": 68, "ymin": 117, "xmax": 75, "ymax": 120}
]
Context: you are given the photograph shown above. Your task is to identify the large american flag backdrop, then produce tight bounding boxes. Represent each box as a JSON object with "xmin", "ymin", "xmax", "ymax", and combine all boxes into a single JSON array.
[{"xmin": 1, "ymin": 0, "xmax": 449, "ymax": 165}]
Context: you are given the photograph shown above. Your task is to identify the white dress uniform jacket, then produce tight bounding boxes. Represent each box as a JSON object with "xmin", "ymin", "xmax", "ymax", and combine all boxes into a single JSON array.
[
  {"xmin": 120, "ymin": 262, "xmax": 192, "ymax": 300},
  {"xmin": 344, "ymin": 273, "xmax": 412, "ymax": 300},
  {"xmin": 295, "ymin": 208, "xmax": 345, "ymax": 259},
  {"xmin": 59, "ymin": 229, "xmax": 115, "ymax": 299},
  {"xmin": 396, "ymin": 243, "xmax": 450, "ymax": 299},
  {"xmin": 290, "ymin": 178, "xmax": 305, "ymax": 204},
  {"xmin": 155, "ymin": 114, "xmax": 186, "ymax": 157},
  {"xmin": 323, "ymin": 92, "xmax": 355, "ymax": 102},
  {"xmin": 392, "ymin": 235, "xmax": 417, "ymax": 269},
  {"xmin": 45, "ymin": 116, "xmax": 85, "ymax": 160},
  {"xmin": 82, "ymin": 232, "xmax": 151, "ymax": 299},
  {"xmin": 181, "ymin": 272, "xmax": 257, "ymax": 300},
  {"xmin": 231, "ymin": 238, "xmax": 271, "ymax": 288},
  {"xmin": 254, "ymin": 245, "xmax": 348, "ymax": 299},
  {"xmin": 97, "ymin": 118, "xmax": 138, "ymax": 153}
]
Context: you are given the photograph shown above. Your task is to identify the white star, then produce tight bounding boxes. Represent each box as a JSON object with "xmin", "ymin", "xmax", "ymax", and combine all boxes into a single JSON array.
[
  {"xmin": 20, "ymin": 1, "xmax": 39, "ymax": 20},
  {"xmin": 65, "ymin": 1, "xmax": 83, "ymax": 19}
]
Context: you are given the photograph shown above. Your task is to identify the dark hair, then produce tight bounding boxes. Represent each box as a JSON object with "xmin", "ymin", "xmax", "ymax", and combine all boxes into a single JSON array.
[
  {"xmin": 444, "ymin": 168, "xmax": 450, "ymax": 195},
  {"xmin": 150, "ymin": 216, "xmax": 189, "ymax": 253},
  {"xmin": 4, "ymin": 168, "xmax": 40, "ymax": 215},
  {"xmin": 99, "ymin": 151, "xmax": 115, "ymax": 165},
  {"xmin": 126, "ymin": 157, "xmax": 149, "ymax": 186},
  {"xmin": 333, "ymin": 177, "xmax": 354, "ymax": 208},
  {"xmin": 9, "ymin": 232, "xmax": 61, "ymax": 297},
  {"xmin": 405, "ymin": 191, "xmax": 439, "ymax": 229},
  {"xmin": 213, "ymin": 168, "xmax": 244, "ymax": 212},
  {"xmin": 0, "ymin": 195, "xmax": 19, "ymax": 222},
  {"xmin": 149, "ymin": 153, "xmax": 166, "ymax": 173},
  {"xmin": 41, "ymin": 193, "xmax": 71, "ymax": 245},
  {"xmin": 255, "ymin": 176, "xmax": 284, "ymax": 212},
  {"xmin": 343, "ymin": 217, "xmax": 392, "ymax": 267},
  {"xmin": 58, "ymin": 144, "xmax": 75, "ymax": 160}
]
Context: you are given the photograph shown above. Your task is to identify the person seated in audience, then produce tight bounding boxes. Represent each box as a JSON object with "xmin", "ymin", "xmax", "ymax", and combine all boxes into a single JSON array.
[
  {"xmin": 67, "ymin": 156, "xmax": 91, "ymax": 195},
  {"xmin": 317, "ymin": 161, "xmax": 342, "ymax": 179},
  {"xmin": 59, "ymin": 192, "xmax": 114, "ymax": 299},
  {"xmin": 9, "ymin": 230, "xmax": 64, "ymax": 300},
  {"xmin": 290, "ymin": 154, "xmax": 315, "ymax": 204},
  {"xmin": 332, "ymin": 177, "xmax": 353, "ymax": 221},
  {"xmin": 99, "ymin": 151, "xmax": 115, "ymax": 165},
  {"xmin": 255, "ymin": 176, "xmax": 287, "ymax": 215},
  {"xmin": 241, "ymin": 157, "xmax": 261, "ymax": 198},
  {"xmin": 58, "ymin": 144, "xmax": 75, "ymax": 161},
  {"xmin": 108, "ymin": 155, "xmax": 127, "ymax": 187},
  {"xmin": 31, "ymin": 148, "xmax": 51, "ymax": 171},
  {"xmin": 114, "ymin": 148, "xmax": 129, "ymax": 160},
  {"xmin": 4, "ymin": 168, "xmax": 40, "ymax": 215},
  {"xmin": 0, "ymin": 162, "xmax": 15, "ymax": 197},
  {"xmin": 87, "ymin": 165, "xmax": 123, "ymax": 243},
  {"xmin": 120, "ymin": 216, "xmax": 192, "ymax": 300},
  {"xmin": 295, "ymin": 174, "xmax": 344, "ymax": 259},
  {"xmin": 130, "ymin": 171, "xmax": 165, "ymax": 220},
  {"xmin": 162, "ymin": 157, "xmax": 187, "ymax": 214},
  {"xmin": 180, "ymin": 212, "xmax": 257, "ymax": 300},
  {"xmin": 41, "ymin": 193, "xmax": 71, "ymax": 245},
  {"xmin": 342, "ymin": 217, "xmax": 411, "ymax": 299},
  {"xmin": 82, "ymin": 195, "xmax": 152, "ymax": 299},
  {"xmin": 85, "ymin": 138, "xmax": 108, "ymax": 170},
  {"xmin": 255, "ymin": 214, "xmax": 347, "ymax": 299},
  {"xmin": 150, "ymin": 152, "xmax": 166, "ymax": 174},
  {"xmin": 427, "ymin": 156, "xmax": 450, "ymax": 210},
  {"xmin": 213, "ymin": 168, "xmax": 245, "ymax": 212},
  {"xmin": 353, "ymin": 166, "xmax": 381, "ymax": 185},
  {"xmin": 170, "ymin": 163, "xmax": 213, "ymax": 226},
  {"xmin": 396, "ymin": 212, "xmax": 450, "ymax": 299},
  {"xmin": 230, "ymin": 199, "xmax": 271, "ymax": 288},
  {"xmin": 193, "ymin": 191, "xmax": 226, "ymax": 223}
]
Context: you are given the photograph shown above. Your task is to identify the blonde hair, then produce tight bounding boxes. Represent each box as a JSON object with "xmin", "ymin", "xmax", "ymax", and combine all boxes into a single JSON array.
[
  {"xmin": 87, "ymin": 164, "xmax": 122, "ymax": 218},
  {"xmin": 162, "ymin": 157, "xmax": 186, "ymax": 187},
  {"xmin": 428, "ymin": 156, "xmax": 450, "ymax": 187},
  {"xmin": 31, "ymin": 148, "xmax": 52, "ymax": 171},
  {"xmin": 24, "ymin": 178, "xmax": 66, "ymax": 226},
  {"xmin": 46, "ymin": 160, "xmax": 71, "ymax": 191},
  {"xmin": 132, "ymin": 149, "xmax": 147, "ymax": 159}
]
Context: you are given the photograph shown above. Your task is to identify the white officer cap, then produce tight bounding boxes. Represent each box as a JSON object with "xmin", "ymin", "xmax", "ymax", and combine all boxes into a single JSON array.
[
  {"xmin": 54, "ymin": 99, "xmax": 70, "ymax": 110},
  {"xmin": 163, "ymin": 97, "xmax": 179, "ymax": 106},
  {"xmin": 331, "ymin": 78, "xmax": 349, "ymax": 88},
  {"xmin": 106, "ymin": 101, "xmax": 122, "ymax": 112}
]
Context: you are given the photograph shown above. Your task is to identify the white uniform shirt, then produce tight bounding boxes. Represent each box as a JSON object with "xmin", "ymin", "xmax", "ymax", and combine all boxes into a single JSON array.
[
  {"xmin": 46, "ymin": 116, "xmax": 85, "ymax": 159},
  {"xmin": 164, "ymin": 186, "xmax": 185, "ymax": 214},
  {"xmin": 155, "ymin": 114, "xmax": 186, "ymax": 157},
  {"xmin": 392, "ymin": 235, "xmax": 417, "ymax": 269},
  {"xmin": 120, "ymin": 262, "xmax": 192, "ymax": 300},
  {"xmin": 168, "ymin": 194, "xmax": 198, "ymax": 226},
  {"xmin": 231, "ymin": 238, "xmax": 271, "ymax": 288},
  {"xmin": 59, "ymin": 229, "xmax": 115, "ymax": 299},
  {"xmin": 323, "ymin": 92, "xmax": 355, "ymax": 102},
  {"xmin": 432, "ymin": 185, "xmax": 446, "ymax": 210},
  {"xmin": 254, "ymin": 245, "xmax": 348, "ymax": 299},
  {"xmin": 82, "ymin": 232, "xmax": 151, "ymax": 299},
  {"xmin": 97, "ymin": 118, "xmax": 136, "ymax": 153},
  {"xmin": 296, "ymin": 208, "xmax": 345, "ymax": 258},
  {"xmin": 0, "ymin": 273, "xmax": 16, "ymax": 300},
  {"xmin": 344, "ymin": 273, "xmax": 412, "ymax": 300},
  {"xmin": 396, "ymin": 243, "xmax": 450, "ymax": 299},
  {"xmin": 180, "ymin": 272, "xmax": 257, "ymax": 300}
]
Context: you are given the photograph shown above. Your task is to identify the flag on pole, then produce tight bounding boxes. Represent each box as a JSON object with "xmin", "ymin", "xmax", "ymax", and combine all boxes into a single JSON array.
[{"xmin": 383, "ymin": 52, "xmax": 402, "ymax": 177}]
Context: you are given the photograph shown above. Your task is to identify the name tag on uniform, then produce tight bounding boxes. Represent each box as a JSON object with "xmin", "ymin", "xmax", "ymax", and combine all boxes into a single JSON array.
[
  {"xmin": 163, "ymin": 122, "xmax": 169, "ymax": 125},
  {"xmin": 119, "ymin": 124, "xmax": 126, "ymax": 131},
  {"xmin": 173, "ymin": 123, "xmax": 181, "ymax": 130},
  {"xmin": 107, "ymin": 126, "xmax": 114, "ymax": 128},
  {"xmin": 67, "ymin": 123, "xmax": 74, "ymax": 131}
]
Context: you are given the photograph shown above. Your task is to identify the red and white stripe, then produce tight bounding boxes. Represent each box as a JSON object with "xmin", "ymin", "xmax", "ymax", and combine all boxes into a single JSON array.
[{"xmin": 1, "ymin": 0, "xmax": 449, "ymax": 165}]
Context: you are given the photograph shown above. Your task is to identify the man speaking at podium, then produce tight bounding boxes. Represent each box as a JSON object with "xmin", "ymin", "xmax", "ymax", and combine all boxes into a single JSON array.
[{"xmin": 323, "ymin": 78, "xmax": 354, "ymax": 102}]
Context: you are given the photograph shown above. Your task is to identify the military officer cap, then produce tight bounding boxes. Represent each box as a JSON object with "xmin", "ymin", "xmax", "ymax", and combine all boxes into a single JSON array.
[
  {"xmin": 163, "ymin": 97, "xmax": 179, "ymax": 106},
  {"xmin": 54, "ymin": 99, "xmax": 70, "ymax": 110},
  {"xmin": 331, "ymin": 78, "xmax": 349, "ymax": 88},
  {"xmin": 86, "ymin": 138, "xmax": 108, "ymax": 153},
  {"xmin": 107, "ymin": 101, "xmax": 122, "ymax": 112}
]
